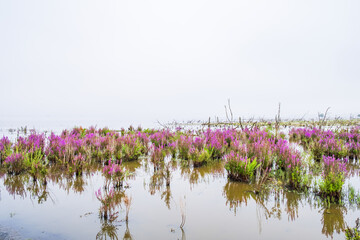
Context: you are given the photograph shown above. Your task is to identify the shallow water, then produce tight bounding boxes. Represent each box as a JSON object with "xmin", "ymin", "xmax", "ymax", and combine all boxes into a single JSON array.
[{"xmin": 1, "ymin": 158, "xmax": 359, "ymax": 240}]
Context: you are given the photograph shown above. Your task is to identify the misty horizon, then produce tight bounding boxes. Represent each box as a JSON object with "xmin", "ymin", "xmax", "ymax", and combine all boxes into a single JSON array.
[{"xmin": 1, "ymin": 0, "xmax": 359, "ymax": 129}]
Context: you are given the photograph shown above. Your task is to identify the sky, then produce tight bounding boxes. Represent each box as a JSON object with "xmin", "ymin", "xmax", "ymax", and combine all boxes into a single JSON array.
[{"xmin": 0, "ymin": 0, "xmax": 359, "ymax": 128}]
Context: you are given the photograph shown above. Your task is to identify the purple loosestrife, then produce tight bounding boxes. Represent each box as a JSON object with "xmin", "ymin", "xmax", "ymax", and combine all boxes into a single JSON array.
[
  {"xmin": 103, "ymin": 159, "xmax": 124, "ymax": 188},
  {"xmin": 285, "ymin": 154, "xmax": 306, "ymax": 190},
  {"xmin": 0, "ymin": 137, "xmax": 12, "ymax": 164},
  {"xmin": 5, "ymin": 152, "xmax": 25, "ymax": 175},
  {"xmin": 167, "ymin": 141, "xmax": 178, "ymax": 158},
  {"xmin": 120, "ymin": 134, "xmax": 144, "ymax": 162},
  {"xmin": 193, "ymin": 137, "xmax": 206, "ymax": 151},
  {"xmin": 290, "ymin": 127, "xmax": 358, "ymax": 160},
  {"xmin": 151, "ymin": 145, "xmax": 166, "ymax": 170},
  {"xmin": 150, "ymin": 129, "xmax": 174, "ymax": 147},
  {"xmin": 203, "ymin": 129, "xmax": 227, "ymax": 159},
  {"xmin": 177, "ymin": 135, "xmax": 193, "ymax": 160},
  {"xmin": 273, "ymin": 138, "xmax": 302, "ymax": 170},
  {"xmin": 246, "ymin": 138, "xmax": 273, "ymax": 170},
  {"xmin": 71, "ymin": 153, "xmax": 86, "ymax": 176},
  {"xmin": 319, "ymin": 156, "xmax": 348, "ymax": 201},
  {"xmin": 14, "ymin": 132, "xmax": 46, "ymax": 154},
  {"xmin": 46, "ymin": 133, "xmax": 67, "ymax": 164},
  {"xmin": 224, "ymin": 151, "xmax": 260, "ymax": 182},
  {"xmin": 189, "ymin": 146, "xmax": 211, "ymax": 167}
]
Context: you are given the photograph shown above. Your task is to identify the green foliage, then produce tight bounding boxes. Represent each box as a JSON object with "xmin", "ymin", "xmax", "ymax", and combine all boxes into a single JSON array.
[
  {"xmin": 288, "ymin": 166, "xmax": 309, "ymax": 190},
  {"xmin": 121, "ymin": 143, "xmax": 143, "ymax": 162},
  {"xmin": 348, "ymin": 185, "xmax": 360, "ymax": 207},
  {"xmin": 345, "ymin": 218, "xmax": 360, "ymax": 240},
  {"xmin": 190, "ymin": 147, "xmax": 212, "ymax": 167},
  {"xmin": 23, "ymin": 149, "xmax": 47, "ymax": 177},
  {"xmin": 0, "ymin": 145, "xmax": 12, "ymax": 165},
  {"xmin": 319, "ymin": 172, "xmax": 345, "ymax": 201},
  {"xmin": 225, "ymin": 157, "xmax": 260, "ymax": 182}
]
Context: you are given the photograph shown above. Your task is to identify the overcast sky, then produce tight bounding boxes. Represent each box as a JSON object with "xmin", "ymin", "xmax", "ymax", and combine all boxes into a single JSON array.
[{"xmin": 0, "ymin": 0, "xmax": 359, "ymax": 128}]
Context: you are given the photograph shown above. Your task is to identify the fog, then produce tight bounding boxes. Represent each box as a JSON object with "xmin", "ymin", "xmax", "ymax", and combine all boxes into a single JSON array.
[{"xmin": 1, "ymin": 0, "xmax": 359, "ymax": 128}]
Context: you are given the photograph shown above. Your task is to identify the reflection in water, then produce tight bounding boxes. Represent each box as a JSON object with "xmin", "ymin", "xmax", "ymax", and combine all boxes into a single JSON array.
[
  {"xmin": 180, "ymin": 162, "xmax": 224, "ymax": 188},
  {"xmin": 282, "ymin": 191, "xmax": 302, "ymax": 221},
  {"xmin": 4, "ymin": 174, "xmax": 28, "ymax": 199},
  {"xmin": 180, "ymin": 228, "xmax": 186, "ymax": 240},
  {"xmin": 161, "ymin": 186, "xmax": 172, "ymax": 210},
  {"xmin": 0, "ymin": 158, "xmax": 359, "ymax": 239},
  {"xmin": 145, "ymin": 159, "xmax": 174, "ymax": 209},
  {"xmin": 96, "ymin": 217, "xmax": 119, "ymax": 240},
  {"xmin": 148, "ymin": 169, "xmax": 165, "ymax": 195},
  {"xmin": 223, "ymin": 181, "xmax": 255, "ymax": 212},
  {"xmin": 96, "ymin": 188, "xmax": 124, "ymax": 221},
  {"xmin": 223, "ymin": 180, "xmax": 309, "ymax": 228},
  {"xmin": 73, "ymin": 175, "xmax": 86, "ymax": 194},
  {"xmin": 321, "ymin": 206, "xmax": 347, "ymax": 238},
  {"xmin": 95, "ymin": 189, "xmax": 130, "ymax": 240},
  {"xmin": 27, "ymin": 177, "xmax": 51, "ymax": 204},
  {"xmin": 222, "ymin": 181, "xmax": 280, "ymax": 219},
  {"xmin": 46, "ymin": 167, "xmax": 89, "ymax": 194},
  {"xmin": 123, "ymin": 222, "xmax": 133, "ymax": 240},
  {"xmin": 3, "ymin": 174, "xmax": 52, "ymax": 204}
]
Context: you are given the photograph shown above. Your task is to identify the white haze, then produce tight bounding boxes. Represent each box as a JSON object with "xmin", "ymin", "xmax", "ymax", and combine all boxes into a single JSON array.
[{"xmin": 0, "ymin": 0, "xmax": 359, "ymax": 129}]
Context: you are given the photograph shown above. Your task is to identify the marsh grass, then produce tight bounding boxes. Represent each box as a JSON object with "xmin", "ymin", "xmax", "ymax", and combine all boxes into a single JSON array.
[{"xmin": 345, "ymin": 218, "xmax": 360, "ymax": 240}]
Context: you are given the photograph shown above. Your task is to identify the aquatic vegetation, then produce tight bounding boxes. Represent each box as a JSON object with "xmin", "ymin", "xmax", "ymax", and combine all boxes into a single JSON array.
[
  {"xmin": 103, "ymin": 159, "xmax": 127, "ymax": 189},
  {"xmin": 345, "ymin": 218, "xmax": 360, "ymax": 240},
  {"xmin": 1, "ymin": 125, "xmax": 359, "ymax": 231},
  {"xmin": 14, "ymin": 132, "xmax": 46, "ymax": 154},
  {"xmin": 23, "ymin": 148, "xmax": 47, "ymax": 179},
  {"xmin": 70, "ymin": 153, "xmax": 87, "ymax": 176},
  {"xmin": 203, "ymin": 128, "xmax": 227, "ymax": 159},
  {"xmin": 1, "ymin": 121, "xmax": 360, "ymax": 239},
  {"xmin": 4, "ymin": 152, "xmax": 25, "ymax": 175},
  {"xmin": 348, "ymin": 185, "xmax": 360, "ymax": 207},
  {"xmin": 189, "ymin": 147, "xmax": 212, "ymax": 167},
  {"xmin": 224, "ymin": 152, "xmax": 260, "ymax": 182},
  {"xmin": 150, "ymin": 145, "xmax": 167, "ymax": 170},
  {"xmin": 0, "ymin": 137, "xmax": 12, "ymax": 164},
  {"xmin": 318, "ymin": 156, "xmax": 348, "ymax": 202},
  {"xmin": 177, "ymin": 135, "xmax": 193, "ymax": 160},
  {"xmin": 289, "ymin": 127, "xmax": 360, "ymax": 160},
  {"xmin": 284, "ymin": 154, "xmax": 309, "ymax": 190},
  {"xmin": 150, "ymin": 129, "xmax": 174, "ymax": 147},
  {"xmin": 119, "ymin": 135, "xmax": 145, "ymax": 162},
  {"xmin": 1, "ymin": 126, "xmax": 343, "ymax": 194}
]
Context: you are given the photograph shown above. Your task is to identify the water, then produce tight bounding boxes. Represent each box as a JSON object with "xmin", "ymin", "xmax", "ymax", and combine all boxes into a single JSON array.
[
  {"xmin": 1, "ymin": 158, "xmax": 359, "ymax": 240},
  {"xmin": 1, "ymin": 123, "xmax": 360, "ymax": 240}
]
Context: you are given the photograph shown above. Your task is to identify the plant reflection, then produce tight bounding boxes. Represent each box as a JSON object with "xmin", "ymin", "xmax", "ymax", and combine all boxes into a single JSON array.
[
  {"xmin": 122, "ymin": 222, "xmax": 134, "ymax": 240},
  {"xmin": 3, "ymin": 174, "xmax": 28, "ymax": 198},
  {"xmin": 95, "ymin": 188, "xmax": 126, "ymax": 240},
  {"xmin": 223, "ymin": 181, "xmax": 306, "ymax": 223},
  {"xmin": 321, "ymin": 206, "xmax": 347, "ymax": 238},
  {"xmin": 161, "ymin": 186, "xmax": 172, "ymax": 210},
  {"xmin": 27, "ymin": 177, "xmax": 51, "ymax": 204},
  {"xmin": 3, "ymin": 173, "xmax": 52, "ymax": 204},
  {"xmin": 282, "ymin": 191, "xmax": 302, "ymax": 221},
  {"xmin": 145, "ymin": 158, "xmax": 174, "ymax": 209},
  {"xmin": 180, "ymin": 162, "xmax": 224, "ymax": 188},
  {"xmin": 96, "ymin": 216, "xmax": 120, "ymax": 240}
]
